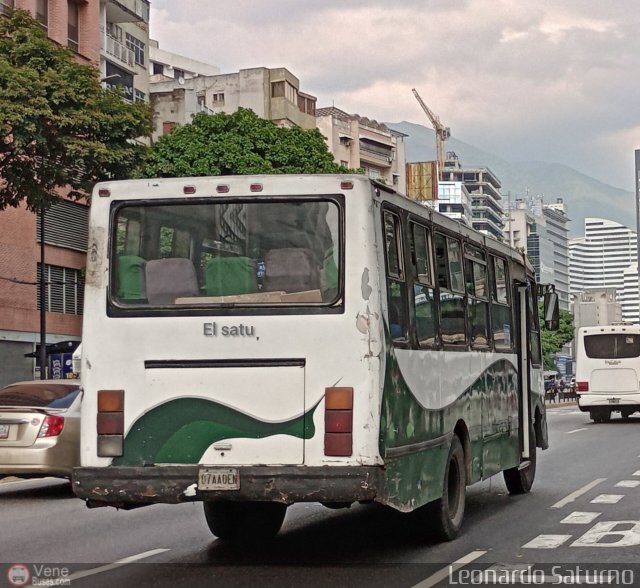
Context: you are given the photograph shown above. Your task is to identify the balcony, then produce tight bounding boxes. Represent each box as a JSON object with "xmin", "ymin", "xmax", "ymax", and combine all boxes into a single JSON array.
[
  {"xmin": 0, "ymin": 0, "xmax": 14, "ymax": 17},
  {"xmin": 104, "ymin": 34, "xmax": 135, "ymax": 70},
  {"xmin": 105, "ymin": 0, "xmax": 149, "ymax": 24}
]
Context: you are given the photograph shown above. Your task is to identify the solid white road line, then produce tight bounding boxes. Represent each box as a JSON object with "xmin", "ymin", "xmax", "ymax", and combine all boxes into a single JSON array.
[
  {"xmin": 412, "ymin": 550, "xmax": 487, "ymax": 588},
  {"xmin": 551, "ymin": 478, "xmax": 606, "ymax": 509},
  {"xmin": 566, "ymin": 428, "xmax": 587, "ymax": 434},
  {"xmin": 67, "ymin": 548, "xmax": 170, "ymax": 582}
]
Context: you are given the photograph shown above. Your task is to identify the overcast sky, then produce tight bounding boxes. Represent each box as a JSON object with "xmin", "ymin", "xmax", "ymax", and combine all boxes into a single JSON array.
[{"xmin": 150, "ymin": 0, "xmax": 640, "ymax": 190}]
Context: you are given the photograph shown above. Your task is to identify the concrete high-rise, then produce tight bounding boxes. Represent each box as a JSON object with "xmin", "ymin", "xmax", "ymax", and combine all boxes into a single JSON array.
[{"xmin": 569, "ymin": 218, "xmax": 639, "ymax": 324}]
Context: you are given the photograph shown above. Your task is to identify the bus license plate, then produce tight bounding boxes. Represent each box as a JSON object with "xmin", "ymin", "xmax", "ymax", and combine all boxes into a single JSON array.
[
  {"xmin": 608, "ymin": 398, "xmax": 620, "ymax": 404},
  {"xmin": 198, "ymin": 468, "xmax": 239, "ymax": 491},
  {"xmin": 0, "ymin": 425, "xmax": 9, "ymax": 439}
]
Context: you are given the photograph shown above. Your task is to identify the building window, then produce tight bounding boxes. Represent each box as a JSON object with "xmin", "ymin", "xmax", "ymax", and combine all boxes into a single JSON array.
[
  {"xmin": 0, "ymin": 0, "xmax": 14, "ymax": 17},
  {"xmin": 106, "ymin": 22, "xmax": 123, "ymax": 42},
  {"xmin": 36, "ymin": 0, "xmax": 48, "ymax": 28},
  {"xmin": 271, "ymin": 80, "xmax": 297, "ymax": 103},
  {"xmin": 212, "ymin": 92, "xmax": 224, "ymax": 103},
  {"xmin": 125, "ymin": 33, "xmax": 145, "ymax": 67},
  {"xmin": 173, "ymin": 68, "xmax": 185, "ymax": 80},
  {"xmin": 37, "ymin": 264, "xmax": 85, "ymax": 315},
  {"xmin": 67, "ymin": 1, "xmax": 79, "ymax": 52},
  {"xmin": 134, "ymin": 89, "xmax": 145, "ymax": 103},
  {"xmin": 36, "ymin": 201, "xmax": 88, "ymax": 252},
  {"xmin": 152, "ymin": 62, "xmax": 164, "ymax": 75}
]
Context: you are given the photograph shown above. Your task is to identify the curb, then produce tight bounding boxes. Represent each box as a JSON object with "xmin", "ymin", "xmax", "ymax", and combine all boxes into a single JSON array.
[{"xmin": 545, "ymin": 401, "xmax": 578, "ymax": 409}]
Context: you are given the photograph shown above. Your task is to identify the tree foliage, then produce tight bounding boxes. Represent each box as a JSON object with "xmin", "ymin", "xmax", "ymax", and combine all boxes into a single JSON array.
[
  {"xmin": 142, "ymin": 109, "xmax": 354, "ymax": 178},
  {"xmin": 539, "ymin": 303, "xmax": 574, "ymax": 370},
  {"xmin": 0, "ymin": 10, "xmax": 152, "ymax": 211}
]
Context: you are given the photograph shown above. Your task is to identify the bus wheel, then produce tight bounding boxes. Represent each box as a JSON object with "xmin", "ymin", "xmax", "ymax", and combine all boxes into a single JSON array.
[
  {"xmin": 203, "ymin": 501, "xmax": 287, "ymax": 542},
  {"xmin": 422, "ymin": 435, "xmax": 466, "ymax": 541},
  {"xmin": 503, "ymin": 428, "xmax": 536, "ymax": 495}
]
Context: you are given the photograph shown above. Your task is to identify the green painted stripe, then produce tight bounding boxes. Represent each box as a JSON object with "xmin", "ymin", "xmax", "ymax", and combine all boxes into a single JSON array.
[{"xmin": 113, "ymin": 398, "xmax": 318, "ymax": 466}]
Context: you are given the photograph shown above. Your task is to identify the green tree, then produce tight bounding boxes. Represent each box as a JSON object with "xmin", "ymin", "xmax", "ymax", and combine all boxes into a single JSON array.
[
  {"xmin": 142, "ymin": 109, "xmax": 355, "ymax": 177},
  {"xmin": 0, "ymin": 10, "xmax": 152, "ymax": 211},
  {"xmin": 539, "ymin": 303, "xmax": 574, "ymax": 370}
]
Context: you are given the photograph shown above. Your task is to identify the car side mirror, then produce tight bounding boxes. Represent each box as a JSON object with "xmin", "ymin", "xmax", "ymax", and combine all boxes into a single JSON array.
[{"xmin": 543, "ymin": 290, "xmax": 559, "ymax": 331}]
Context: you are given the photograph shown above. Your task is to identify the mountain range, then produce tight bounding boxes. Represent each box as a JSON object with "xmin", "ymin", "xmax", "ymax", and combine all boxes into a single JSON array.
[{"xmin": 386, "ymin": 121, "xmax": 635, "ymax": 237}]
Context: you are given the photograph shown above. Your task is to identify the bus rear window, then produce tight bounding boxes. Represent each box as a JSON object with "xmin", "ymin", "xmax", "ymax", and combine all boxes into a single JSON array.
[
  {"xmin": 111, "ymin": 198, "xmax": 341, "ymax": 307},
  {"xmin": 584, "ymin": 334, "xmax": 640, "ymax": 359}
]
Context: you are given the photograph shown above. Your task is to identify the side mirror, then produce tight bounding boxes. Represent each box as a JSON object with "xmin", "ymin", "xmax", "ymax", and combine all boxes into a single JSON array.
[{"xmin": 543, "ymin": 290, "xmax": 560, "ymax": 331}]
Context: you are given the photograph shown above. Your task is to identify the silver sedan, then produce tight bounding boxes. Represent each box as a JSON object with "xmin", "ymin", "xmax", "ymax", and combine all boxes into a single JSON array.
[{"xmin": 0, "ymin": 380, "xmax": 82, "ymax": 480}]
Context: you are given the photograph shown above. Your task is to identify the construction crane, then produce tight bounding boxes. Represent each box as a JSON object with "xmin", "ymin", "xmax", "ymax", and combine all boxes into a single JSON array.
[{"xmin": 412, "ymin": 88, "xmax": 450, "ymax": 181}]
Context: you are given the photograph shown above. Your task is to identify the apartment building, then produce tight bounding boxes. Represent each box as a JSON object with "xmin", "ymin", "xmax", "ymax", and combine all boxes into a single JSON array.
[
  {"xmin": 151, "ymin": 67, "xmax": 317, "ymax": 142},
  {"xmin": 0, "ymin": 0, "xmax": 147, "ymax": 384},
  {"xmin": 503, "ymin": 196, "xmax": 570, "ymax": 310},
  {"xmin": 316, "ymin": 107, "xmax": 407, "ymax": 193},
  {"xmin": 149, "ymin": 39, "xmax": 220, "ymax": 83},
  {"xmin": 100, "ymin": 0, "xmax": 150, "ymax": 103},
  {"xmin": 569, "ymin": 218, "xmax": 639, "ymax": 324},
  {"xmin": 441, "ymin": 156, "xmax": 505, "ymax": 240}
]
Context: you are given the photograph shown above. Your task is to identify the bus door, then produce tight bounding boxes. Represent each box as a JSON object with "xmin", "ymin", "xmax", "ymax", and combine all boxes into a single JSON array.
[{"xmin": 514, "ymin": 280, "xmax": 537, "ymax": 462}]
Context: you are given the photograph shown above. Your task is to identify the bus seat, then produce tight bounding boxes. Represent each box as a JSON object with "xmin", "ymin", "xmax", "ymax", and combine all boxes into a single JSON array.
[
  {"xmin": 117, "ymin": 255, "xmax": 146, "ymax": 300},
  {"xmin": 264, "ymin": 248, "xmax": 320, "ymax": 293},
  {"xmin": 145, "ymin": 258, "xmax": 199, "ymax": 304},
  {"xmin": 205, "ymin": 256, "xmax": 258, "ymax": 297}
]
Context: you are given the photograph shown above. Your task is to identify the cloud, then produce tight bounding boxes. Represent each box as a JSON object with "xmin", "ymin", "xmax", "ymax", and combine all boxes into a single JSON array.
[{"xmin": 150, "ymin": 0, "xmax": 640, "ymax": 189}]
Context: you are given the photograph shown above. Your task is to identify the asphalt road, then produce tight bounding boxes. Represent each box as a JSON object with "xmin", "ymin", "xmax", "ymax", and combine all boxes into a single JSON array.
[{"xmin": 1, "ymin": 405, "xmax": 639, "ymax": 587}]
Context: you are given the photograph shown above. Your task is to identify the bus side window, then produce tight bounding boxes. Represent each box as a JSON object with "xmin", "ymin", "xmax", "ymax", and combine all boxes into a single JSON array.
[
  {"xmin": 434, "ymin": 233, "xmax": 466, "ymax": 347},
  {"xmin": 410, "ymin": 222, "xmax": 436, "ymax": 348},
  {"xmin": 383, "ymin": 211, "xmax": 408, "ymax": 344},
  {"xmin": 490, "ymin": 256, "xmax": 513, "ymax": 352},
  {"xmin": 465, "ymin": 245, "xmax": 489, "ymax": 350}
]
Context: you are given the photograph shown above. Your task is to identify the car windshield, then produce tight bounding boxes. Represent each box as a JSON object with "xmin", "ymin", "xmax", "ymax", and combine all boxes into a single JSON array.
[
  {"xmin": 111, "ymin": 198, "xmax": 341, "ymax": 307},
  {"xmin": 0, "ymin": 383, "xmax": 81, "ymax": 409}
]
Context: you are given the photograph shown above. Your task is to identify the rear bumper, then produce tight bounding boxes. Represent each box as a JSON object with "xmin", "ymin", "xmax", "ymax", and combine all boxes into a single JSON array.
[
  {"xmin": 578, "ymin": 393, "xmax": 640, "ymax": 411},
  {"xmin": 72, "ymin": 465, "xmax": 383, "ymax": 507}
]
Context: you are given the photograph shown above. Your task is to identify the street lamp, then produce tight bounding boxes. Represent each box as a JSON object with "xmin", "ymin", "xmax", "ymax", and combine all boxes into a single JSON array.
[
  {"xmin": 39, "ymin": 207, "xmax": 47, "ymax": 379},
  {"xmin": 636, "ymin": 150, "xmax": 640, "ymax": 324},
  {"xmin": 100, "ymin": 74, "xmax": 121, "ymax": 84}
]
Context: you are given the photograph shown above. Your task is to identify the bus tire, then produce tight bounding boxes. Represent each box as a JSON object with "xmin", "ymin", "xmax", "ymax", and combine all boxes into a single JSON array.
[
  {"xmin": 503, "ymin": 428, "xmax": 536, "ymax": 495},
  {"xmin": 203, "ymin": 501, "xmax": 287, "ymax": 542},
  {"xmin": 423, "ymin": 435, "xmax": 466, "ymax": 541}
]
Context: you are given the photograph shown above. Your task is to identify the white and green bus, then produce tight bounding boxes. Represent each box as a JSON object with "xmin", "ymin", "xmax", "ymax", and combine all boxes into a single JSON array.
[{"xmin": 73, "ymin": 174, "xmax": 558, "ymax": 541}]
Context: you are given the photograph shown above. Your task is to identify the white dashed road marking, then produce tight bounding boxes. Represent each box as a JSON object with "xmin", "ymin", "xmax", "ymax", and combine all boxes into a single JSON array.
[
  {"xmin": 633, "ymin": 470, "xmax": 640, "ymax": 476},
  {"xmin": 522, "ymin": 535, "xmax": 572, "ymax": 549},
  {"xmin": 590, "ymin": 494, "xmax": 624, "ymax": 504},
  {"xmin": 560, "ymin": 512, "xmax": 601, "ymax": 524},
  {"xmin": 551, "ymin": 478, "xmax": 606, "ymax": 509},
  {"xmin": 566, "ymin": 428, "xmax": 587, "ymax": 434},
  {"xmin": 66, "ymin": 549, "xmax": 170, "ymax": 582},
  {"xmin": 616, "ymin": 480, "xmax": 640, "ymax": 488},
  {"xmin": 412, "ymin": 550, "xmax": 487, "ymax": 588}
]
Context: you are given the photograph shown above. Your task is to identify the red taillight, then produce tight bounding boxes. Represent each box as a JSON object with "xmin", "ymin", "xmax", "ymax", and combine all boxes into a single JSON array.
[
  {"xmin": 97, "ymin": 389, "xmax": 124, "ymax": 457},
  {"xmin": 38, "ymin": 415, "xmax": 65, "ymax": 437},
  {"xmin": 577, "ymin": 381, "xmax": 589, "ymax": 393},
  {"xmin": 325, "ymin": 387, "xmax": 353, "ymax": 457}
]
